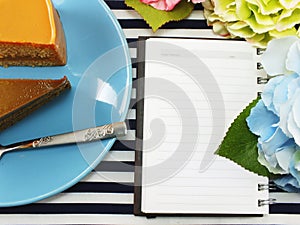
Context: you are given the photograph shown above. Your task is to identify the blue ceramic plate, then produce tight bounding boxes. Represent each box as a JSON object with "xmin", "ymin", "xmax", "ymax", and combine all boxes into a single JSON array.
[{"xmin": 0, "ymin": 0, "xmax": 132, "ymax": 207}]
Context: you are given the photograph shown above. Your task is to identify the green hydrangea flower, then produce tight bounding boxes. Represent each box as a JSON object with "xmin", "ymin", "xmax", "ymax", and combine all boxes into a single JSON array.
[{"xmin": 202, "ymin": 0, "xmax": 300, "ymax": 47}]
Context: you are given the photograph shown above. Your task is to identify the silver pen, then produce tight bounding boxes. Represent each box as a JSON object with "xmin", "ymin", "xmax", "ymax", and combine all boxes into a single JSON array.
[{"xmin": 0, "ymin": 121, "xmax": 127, "ymax": 159}]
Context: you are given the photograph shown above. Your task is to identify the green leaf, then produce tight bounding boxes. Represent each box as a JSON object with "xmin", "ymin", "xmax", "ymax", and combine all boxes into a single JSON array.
[
  {"xmin": 216, "ymin": 97, "xmax": 276, "ymax": 178},
  {"xmin": 125, "ymin": 0, "xmax": 194, "ymax": 31}
]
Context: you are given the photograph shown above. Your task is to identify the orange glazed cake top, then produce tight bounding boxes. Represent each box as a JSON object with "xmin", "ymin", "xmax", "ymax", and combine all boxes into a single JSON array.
[{"xmin": 0, "ymin": 0, "xmax": 56, "ymax": 44}]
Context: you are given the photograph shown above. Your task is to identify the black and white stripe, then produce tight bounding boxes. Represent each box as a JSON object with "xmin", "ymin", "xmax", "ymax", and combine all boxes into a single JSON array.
[{"xmin": 1, "ymin": 0, "xmax": 300, "ymax": 223}]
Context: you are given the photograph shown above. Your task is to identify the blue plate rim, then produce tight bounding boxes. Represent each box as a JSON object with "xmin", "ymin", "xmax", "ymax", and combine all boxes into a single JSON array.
[{"xmin": 0, "ymin": 0, "xmax": 132, "ymax": 207}]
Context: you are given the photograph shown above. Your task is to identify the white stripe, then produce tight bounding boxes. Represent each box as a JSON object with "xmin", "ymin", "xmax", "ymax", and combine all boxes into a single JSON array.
[
  {"xmin": 103, "ymin": 151, "xmax": 135, "ymax": 162},
  {"xmin": 126, "ymin": 109, "xmax": 136, "ymax": 120},
  {"xmin": 187, "ymin": 10, "xmax": 205, "ymax": 20},
  {"xmin": 3, "ymin": 214, "xmax": 300, "ymax": 224},
  {"xmin": 129, "ymin": 47, "xmax": 137, "ymax": 58},
  {"xmin": 38, "ymin": 191, "xmax": 300, "ymax": 205},
  {"xmin": 112, "ymin": 9, "xmax": 204, "ymax": 20},
  {"xmin": 112, "ymin": 9, "xmax": 141, "ymax": 19},
  {"xmin": 82, "ymin": 171, "xmax": 134, "ymax": 183},
  {"xmin": 132, "ymin": 68, "xmax": 137, "ymax": 79},
  {"xmin": 271, "ymin": 192, "xmax": 300, "ymax": 204},
  {"xmin": 131, "ymin": 88, "xmax": 136, "ymax": 99},
  {"xmin": 37, "ymin": 193, "xmax": 133, "ymax": 204},
  {"xmin": 123, "ymin": 29, "xmax": 218, "ymax": 39},
  {"xmin": 118, "ymin": 129, "xmax": 135, "ymax": 141}
]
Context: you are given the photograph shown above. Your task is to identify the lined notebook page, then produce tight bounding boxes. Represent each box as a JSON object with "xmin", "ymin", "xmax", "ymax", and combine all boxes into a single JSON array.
[{"xmin": 141, "ymin": 38, "xmax": 269, "ymax": 215}]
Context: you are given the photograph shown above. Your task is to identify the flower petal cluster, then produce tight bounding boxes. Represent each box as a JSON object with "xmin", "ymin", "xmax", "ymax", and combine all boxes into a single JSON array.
[
  {"xmin": 202, "ymin": 0, "xmax": 300, "ymax": 47},
  {"xmin": 261, "ymin": 36, "xmax": 300, "ymax": 76},
  {"xmin": 140, "ymin": 0, "xmax": 180, "ymax": 11},
  {"xmin": 140, "ymin": 0, "xmax": 204, "ymax": 11},
  {"xmin": 247, "ymin": 37, "xmax": 300, "ymax": 192}
]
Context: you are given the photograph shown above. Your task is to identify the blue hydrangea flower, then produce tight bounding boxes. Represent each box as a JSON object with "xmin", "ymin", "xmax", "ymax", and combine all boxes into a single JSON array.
[
  {"xmin": 261, "ymin": 36, "xmax": 300, "ymax": 76},
  {"xmin": 246, "ymin": 93, "xmax": 297, "ymax": 175},
  {"xmin": 274, "ymin": 150, "xmax": 300, "ymax": 192},
  {"xmin": 247, "ymin": 36, "xmax": 300, "ymax": 192},
  {"xmin": 247, "ymin": 74, "xmax": 300, "ymax": 191}
]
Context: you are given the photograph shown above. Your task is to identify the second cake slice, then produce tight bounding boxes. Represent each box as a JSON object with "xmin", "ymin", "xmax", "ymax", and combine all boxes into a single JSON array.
[{"xmin": 0, "ymin": 76, "xmax": 71, "ymax": 131}]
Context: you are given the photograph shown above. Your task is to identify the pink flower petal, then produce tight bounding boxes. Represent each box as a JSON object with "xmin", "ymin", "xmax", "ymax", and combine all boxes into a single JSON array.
[
  {"xmin": 191, "ymin": 0, "xmax": 205, "ymax": 3},
  {"xmin": 150, "ymin": 0, "xmax": 181, "ymax": 10},
  {"xmin": 150, "ymin": 0, "xmax": 167, "ymax": 10},
  {"xmin": 140, "ymin": 0, "xmax": 158, "ymax": 4}
]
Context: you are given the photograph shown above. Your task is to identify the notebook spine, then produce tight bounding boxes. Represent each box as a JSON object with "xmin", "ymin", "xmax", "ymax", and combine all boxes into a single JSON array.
[
  {"xmin": 256, "ymin": 49, "xmax": 276, "ymax": 207},
  {"xmin": 256, "ymin": 48, "xmax": 265, "ymax": 55},
  {"xmin": 258, "ymin": 183, "xmax": 276, "ymax": 191},
  {"xmin": 258, "ymin": 198, "xmax": 276, "ymax": 207},
  {"xmin": 257, "ymin": 76, "xmax": 269, "ymax": 84},
  {"xmin": 256, "ymin": 48, "xmax": 269, "ymax": 96},
  {"xmin": 258, "ymin": 183, "xmax": 276, "ymax": 207}
]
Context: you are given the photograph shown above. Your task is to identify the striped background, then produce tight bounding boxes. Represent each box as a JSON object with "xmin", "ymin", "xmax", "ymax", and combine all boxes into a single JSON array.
[{"xmin": 1, "ymin": 0, "xmax": 300, "ymax": 224}]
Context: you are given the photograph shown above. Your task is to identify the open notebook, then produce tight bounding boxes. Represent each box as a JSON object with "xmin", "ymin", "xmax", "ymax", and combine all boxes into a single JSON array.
[{"xmin": 134, "ymin": 37, "xmax": 271, "ymax": 216}]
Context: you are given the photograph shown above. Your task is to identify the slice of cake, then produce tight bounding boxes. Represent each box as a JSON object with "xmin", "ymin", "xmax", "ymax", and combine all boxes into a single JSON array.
[
  {"xmin": 0, "ymin": 76, "xmax": 71, "ymax": 131},
  {"xmin": 0, "ymin": 0, "xmax": 67, "ymax": 67}
]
